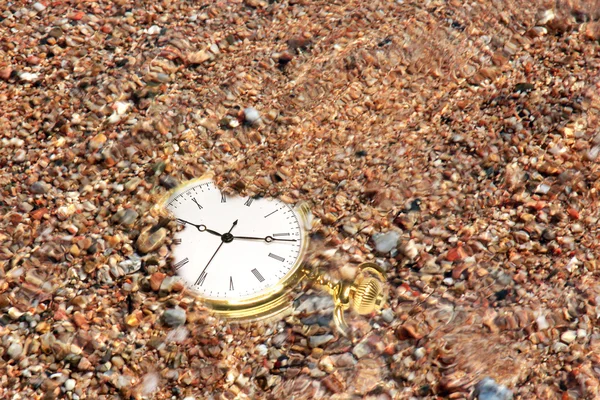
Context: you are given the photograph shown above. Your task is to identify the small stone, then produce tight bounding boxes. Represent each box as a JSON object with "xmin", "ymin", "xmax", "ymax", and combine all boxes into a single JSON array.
[
  {"xmin": 309, "ymin": 334, "xmax": 334, "ymax": 348},
  {"xmin": 372, "ymin": 231, "xmax": 399, "ymax": 253},
  {"xmin": 381, "ymin": 308, "xmax": 394, "ymax": 323},
  {"xmin": 136, "ymin": 226, "xmax": 168, "ymax": 254},
  {"xmin": 0, "ymin": 67, "xmax": 13, "ymax": 81},
  {"xmin": 188, "ymin": 50, "xmax": 211, "ymax": 64},
  {"xmin": 535, "ymin": 314, "xmax": 549, "ymax": 330},
  {"xmin": 73, "ymin": 312, "xmax": 89, "ymax": 330},
  {"xmin": 19, "ymin": 202, "xmax": 34, "ymax": 213},
  {"xmin": 64, "ymin": 379, "xmax": 76, "ymax": 391},
  {"xmin": 150, "ymin": 272, "xmax": 166, "ymax": 291},
  {"xmin": 256, "ymin": 344, "xmax": 268, "ymax": 356},
  {"xmin": 26, "ymin": 55, "xmax": 41, "ymax": 65},
  {"xmin": 243, "ymin": 107, "xmax": 261, "ymax": 125},
  {"xmin": 13, "ymin": 149, "xmax": 26, "ymax": 163},
  {"xmin": 77, "ymin": 357, "xmax": 92, "ymax": 371},
  {"xmin": 331, "ymin": 353, "xmax": 357, "ymax": 368},
  {"xmin": 125, "ymin": 310, "xmax": 143, "ymax": 328},
  {"xmin": 111, "ymin": 356, "xmax": 125, "ymax": 369},
  {"xmin": 541, "ymin": 229, "xmax": 556, "ymax": 241},
  {"xmin": 414, "ymin": 347, "xmax": 426, "ymax": 360},
  {"xmin": 147, "ymin": 25, "xmax": 161, "ymax": 35},
  {"xmin": 514, "ymin": 82, "xmax": 534, "ymax": 93},
  {"xmin": 399, "ymin": 239, "xmax": 418, "ymax": 261},
  {"xmin": 163, "ymin": 307, "xmax": 187, "ymax": 327},
  {"xmin": 19, "ymin": 72, "xmax": 39, "ymax": 82},
  {"xmin": 534, "ymin": 183, "xmax": 550, "ymax": 194},
  {"xmin": 352, "ymin": 341, "xmax": 371, "ymax": 359},
  {"xmin": 7, "ymin": 342, "xmax": 23, "ymax": 360},
  {"xmin": 124, "ymin": 177, "xmax": 142, "ymax": 192},
  {"xmin": 561, "ymin": 330, "xmax": 577, "ymax": 344},
  {"xmin": 33, "ymin": 2, "xmax": 46, "ymax": 11},
  {"xmin": 89, "ymin": 133, "xmax": 107, "ymax": 150},
  {"xmin": 30, "ymin": 181, "xmax": 49, "ymax": 194},
  {"xmin": 114, "ymin": 208, "xmax": 138, "ymax": 226},
  {"xmin": 473, "ymin": 377, "xmax": 513, "ymax": 400},
  {"xmin": 159, "ymin": 175, "xmax": 179, "ymax": 189}
]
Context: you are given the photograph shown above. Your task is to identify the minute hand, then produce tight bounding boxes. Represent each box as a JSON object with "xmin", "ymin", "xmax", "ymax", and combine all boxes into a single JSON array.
[{"xmin": 232, "ymin": 235, "xmax": 297, "ymax": 243}]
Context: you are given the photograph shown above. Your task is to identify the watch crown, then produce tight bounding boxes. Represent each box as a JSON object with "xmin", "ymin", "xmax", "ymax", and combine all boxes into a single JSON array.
[
  {"xmin": 350, "ymin": 275, "xmax": 385, "ymax": 315},
  {"xmin": 306, "ymin": 262, "xmax": 387, "ymax": 336}
]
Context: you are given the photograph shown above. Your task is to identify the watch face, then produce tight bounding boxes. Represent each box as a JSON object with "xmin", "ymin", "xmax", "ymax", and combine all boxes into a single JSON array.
[{"xmin": 165, "ymin": 179, "xmax": 304, "ymax": 301}]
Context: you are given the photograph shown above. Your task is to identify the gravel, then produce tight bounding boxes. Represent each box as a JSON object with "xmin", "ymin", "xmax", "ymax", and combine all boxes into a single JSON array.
[
  {"xmin": 473, "ymin": 377, "xmax": 513, "ymax": 400},
  {"xmin": 1, "ymin": 0, "xmax": 600, "ymax": 398},
  {"xmin": 162, "ymin": 307, "xmax": 187, "ymax": 327}
]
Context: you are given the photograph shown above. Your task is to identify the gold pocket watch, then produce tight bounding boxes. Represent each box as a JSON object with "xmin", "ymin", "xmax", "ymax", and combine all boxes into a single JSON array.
[{"xmin": 153, "ymin": 174, "xmax": 387, "ymax": 335}]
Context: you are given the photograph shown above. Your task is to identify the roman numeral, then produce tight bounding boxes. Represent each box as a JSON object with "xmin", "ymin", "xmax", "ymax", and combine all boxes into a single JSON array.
[
  {"xmin": 173, "ymin": 238, "xmax": 182, "ymax": 245},
  {"xmin": 221, "ymin": 193, "xmax": 226, "ymax": 203},
  {"xmin": 195, "ymin": 271, "xmax": 207, "ymax": 286},
  {"xmin": 264, "ymin": 209, "xmax": 278, "ymax": 218},
  {"xmin": 244, "ymin": 197, "xmax": 253, "ymax": 207},
  {"xmin": 229, "ymin": 276, "xmax": 234, "ymax": 291},
  {"xmin": 173, "ymin": 257, "xmax": 189, "ymax": 270},
  {"xmin": 251, "ymin": 268, "xmax": 265, "ymax": 282},
  {"xmin": 191, "ymin": 197, "xmax": 203, "ymax": 210},
  {"xmin": 268, "ymin": 253, "xmax": 285, "ymax": 262}
]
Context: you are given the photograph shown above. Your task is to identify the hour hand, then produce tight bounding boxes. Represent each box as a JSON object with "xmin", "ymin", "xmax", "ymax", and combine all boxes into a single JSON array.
[
  {"xmin": 176, "ymin": 218, "xmax": 222, "ymax": 237},
  {"xmin": 232, "ymin": 235, "xmax": 297, "ymax": 243}
]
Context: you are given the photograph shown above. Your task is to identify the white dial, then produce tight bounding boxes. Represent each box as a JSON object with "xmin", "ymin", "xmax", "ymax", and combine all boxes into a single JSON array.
[{"xmin": 165, "ymin": 180, "xmax": 304, "ymax": 301}]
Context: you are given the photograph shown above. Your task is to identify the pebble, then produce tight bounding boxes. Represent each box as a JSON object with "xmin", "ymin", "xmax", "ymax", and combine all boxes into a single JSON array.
[
  {"xmin": 114, "ymin": 208, "xmax": 139, "ymax": 226},
  {"xmin": 352, "ymin": 341, "xmax": 371, "ymax": 359},
  {"xmin": 30, "ymin": 181, "xmax": 49, "ymax": 194},
  {"xmin": 473, "ymin": 377, "xmax": 513, "ymax": 400},
  {"xmin": 7, "ymin": 342, "xmax": 23, "ymax": 360},
  {"xmin": 536, "ymin": 314, "xmax": 549, "ymax": 330},
  {"xmin": 243, "ymin": 107, "xmax": 261, "ymax": 125},
  {"xmin": 64, "ymin": 379, "xmax": 76, "ymax": 391},
  {"xmin": 33, "ymin": 2, "xmax": 46, "ymax": 12},
  {"xmin": 309, "ymin": 334, "xmax": 334, "ymax": 348},
  {"xmin": 414, "ymin": 347, "xmax": 426, "ymax": 360},
  {"xmin": 372, "ymin": 231, "xmax": 400, "ymax": 253},
  {"xmin": 162, "ymin": 307, "xmax": 187, "ymax": 327},
  {"xmin": 147, "ymin": 25, "xmax": 161, "ymax": 35},
  {"xmin": 0, "ymin": 67, "xmax": 12, "ymax": 81},
  {"xmin": 19, "ymin": 72, "xmax": 39, "ymax": 82},
  {"xmin": 560, "ymin": 330, "xmax": 577, "ymax": 344},
  {"xmin": 136, "ymin": 226, "xmax": 168, "ymax": 254},
  {"xmin": 381, "ymin": 308, "xmax": 395, "ymax": 323},
  {"xmin": 256, "ymin": 344, "xmax": 268, "ymax": 356}
]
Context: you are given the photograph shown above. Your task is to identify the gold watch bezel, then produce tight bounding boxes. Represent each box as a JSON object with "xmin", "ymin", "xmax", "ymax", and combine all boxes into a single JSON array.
[{"xmin": 155, "ymin": 173, "xmax": 310, "ymax": 322}]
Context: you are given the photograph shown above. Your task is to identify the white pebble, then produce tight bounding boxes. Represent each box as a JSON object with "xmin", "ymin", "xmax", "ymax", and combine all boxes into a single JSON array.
[
  {"xmin": 64, "ymin": 379, "xmax": 76, "ymax": 391},
  {"xmin": 561, "ymin": 330, "xmax": 577, "ymax": 344},
  {"xmin": 33, "ymin": 2, "xmax": 46, "ymax": 12},
  {"xmin": 19, "ymin": 72, "xmax": 39, "ymax": 82},
  {"xmin": 536, "ymin": 314, "xmax": 549, "ymax": 330},
  {"xmin": 414, "ymin": 347, "xmax": 426, "ymax": 360},
  {"xmin": 147, "ymin": 25, "xmax": 161, "ymax": 35},
  {"xmin": 534, "ymin": 183, "xmax": 550, "ymax": 194},
  {"xmin": 442, "ymin": 277, "xmax": 454, "ymax": 286},
  {"xmin": 243, "ymin": 107, "xmax": 261, "ymax": 125},
  {"xmin": 113, "ymin": 101, "xmax": 130, "ymax": 115},
  {"xmin": 256, "ymin": 344, "xmax": 268, "ymax": 356},
  {"xmin": 372, "ymin": 231, "xmax": 400, "ymax": 253}
]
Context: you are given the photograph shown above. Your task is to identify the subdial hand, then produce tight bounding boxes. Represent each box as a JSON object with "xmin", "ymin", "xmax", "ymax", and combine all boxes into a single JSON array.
[
  {"xmin": 232, "ymin": 235, "xmax": 297, "ymax": 243},
  {"xmin": 176, "ymin": 218, "xmax": 222, "ymax": 237}
]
